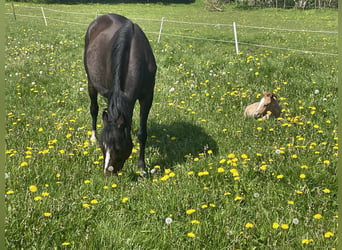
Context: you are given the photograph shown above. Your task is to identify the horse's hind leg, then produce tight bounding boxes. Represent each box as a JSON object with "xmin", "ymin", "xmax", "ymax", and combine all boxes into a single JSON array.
[
  {"xmin": 88, "ymin": 85, "xmax": 99, "ymax": 142},
  {"xmin": 137, "ymin": 95, "xmax": 153, "ymax": 175}
]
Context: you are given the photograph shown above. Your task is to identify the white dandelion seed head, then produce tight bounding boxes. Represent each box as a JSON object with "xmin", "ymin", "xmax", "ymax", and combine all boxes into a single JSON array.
[
  {"xmin": 107, "ymin": 166, "xmax": 114, "ymax": 172},
  {"xmin": 79, "ymin": 87, "xmax": 84, "ymax": 92},
  {"xmin": 165, "ymin": 217, "xmax": 173, "ymax": 225},
  {"xmin": 292, "ymin": 218, "xmax": 299, "ymax": 224},
  {"xmin": 253, "ymin": 192, "xmax": 260, "ymax": 198},
  {"xmin": 169, "ymin": 87, "xmax": 175, "ymax": 93},
  {"xmin": 314, "ymin": 89, "xmax": 319, "ymax": 94},
  {"xmin": 275, "ymin": 149, "xmax": 281, "ymax": 154},
  {"xmin": 31, "ymin": 82, "xmax": 36, "ymax": 85}
]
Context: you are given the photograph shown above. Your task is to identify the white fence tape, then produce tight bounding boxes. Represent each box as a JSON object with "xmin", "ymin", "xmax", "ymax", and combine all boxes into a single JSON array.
[{"xmin": 5, "ymin": 4, "xmax": 337, "ymax": 56}]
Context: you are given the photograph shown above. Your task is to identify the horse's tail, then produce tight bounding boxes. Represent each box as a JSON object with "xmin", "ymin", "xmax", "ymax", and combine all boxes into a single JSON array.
[{"xmin": 108, "ymin": 20, "xmax": 134, "ymax": 124}]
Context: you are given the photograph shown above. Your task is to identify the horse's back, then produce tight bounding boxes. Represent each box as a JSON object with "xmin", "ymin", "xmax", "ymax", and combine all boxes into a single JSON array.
[
  {"xmin": 244, "ymin": 102, "xmax": 259, "ymax": 117},
  {"xmin": 84, "ymin": 14, "xmax": 156, "ymax": 98}
]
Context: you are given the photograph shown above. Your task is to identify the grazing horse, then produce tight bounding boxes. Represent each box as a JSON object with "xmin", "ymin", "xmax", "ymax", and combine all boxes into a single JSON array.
[
  {"xmin": 244, "ymin": 91, "xmax": 281, "ymax": 120},
  {"xmin": 84, "ymin": 14, "xmax": 157, "ymax": 175}
]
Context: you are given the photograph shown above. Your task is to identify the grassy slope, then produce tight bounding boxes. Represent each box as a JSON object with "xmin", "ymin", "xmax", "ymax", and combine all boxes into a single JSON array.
[{"xmin": 5, "ymin": 2, "xmax": 337, "ymax": 249}]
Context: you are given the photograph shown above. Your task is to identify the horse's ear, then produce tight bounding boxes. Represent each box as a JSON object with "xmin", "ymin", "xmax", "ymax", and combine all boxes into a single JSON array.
[
  {"xmin": 116, "ymin": 114, "xmax": 125, "ymax": 129},
  {"xmin": 102, "ymin": 111, "xmax": 109, "ymax": 126}
]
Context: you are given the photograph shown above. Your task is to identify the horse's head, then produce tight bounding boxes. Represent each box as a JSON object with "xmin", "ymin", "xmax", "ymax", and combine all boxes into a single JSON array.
[
  {"xmin": 100, "ymin": 110, "xmax": 133, "ymax": 175},
  {"xmin": 254, "ymin": 91, "xmax": 279, "ymax": 119}
]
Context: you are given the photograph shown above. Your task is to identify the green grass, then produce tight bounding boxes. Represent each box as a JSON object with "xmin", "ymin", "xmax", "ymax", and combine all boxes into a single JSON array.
[{"xmin": 5, "ymin": 2, "xmax": 337, "ymax": 249}]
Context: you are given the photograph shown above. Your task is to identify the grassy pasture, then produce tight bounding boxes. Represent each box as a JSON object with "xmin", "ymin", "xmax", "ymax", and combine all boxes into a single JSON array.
[{"xmin": 5, "ymin": 2, "xmax": 337, "ymax": 249}]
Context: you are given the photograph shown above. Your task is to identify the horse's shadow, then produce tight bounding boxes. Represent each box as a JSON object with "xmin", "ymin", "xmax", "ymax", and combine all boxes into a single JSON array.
[{"xmin": 146, "ymin": 121, "xmax": 218, "ymax": 170}]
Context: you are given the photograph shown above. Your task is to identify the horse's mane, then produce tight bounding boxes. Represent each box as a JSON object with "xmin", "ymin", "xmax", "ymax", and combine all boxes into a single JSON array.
[{"xmin": 107, "ymin": 19, "xmax": 134, "ymax": 127}]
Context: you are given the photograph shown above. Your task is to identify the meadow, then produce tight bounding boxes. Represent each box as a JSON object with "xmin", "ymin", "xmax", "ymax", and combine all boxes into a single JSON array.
[{"xmin": 5, "ymin": 2, "xmax": 338, "ymax": 249}]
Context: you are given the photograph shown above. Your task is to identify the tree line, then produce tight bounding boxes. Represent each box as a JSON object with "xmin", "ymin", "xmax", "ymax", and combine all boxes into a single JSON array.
[{"xmin": 7, "ymin": 0, "xmax": 337, "ymax": 9}]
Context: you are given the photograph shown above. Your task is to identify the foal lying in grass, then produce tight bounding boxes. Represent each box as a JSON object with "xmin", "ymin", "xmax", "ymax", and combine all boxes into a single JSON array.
[{"xmin": 244, "ymin": 91, "xmax": 281, "ymax": 120}]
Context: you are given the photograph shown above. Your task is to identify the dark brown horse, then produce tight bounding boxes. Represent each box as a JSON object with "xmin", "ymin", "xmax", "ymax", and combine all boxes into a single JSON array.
[{"xmin": 84, "ymin": 14, "xmax": 157, "ymax": 176}]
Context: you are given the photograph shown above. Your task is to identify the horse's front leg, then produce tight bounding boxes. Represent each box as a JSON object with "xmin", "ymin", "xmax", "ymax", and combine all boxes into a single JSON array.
[
  {"xmin": 137, "ymin": 97, "xmax": 153, "ymax": 176},
  {"xmin": 88, "ymin": 86, "xmax": 99, "ymax": 142}
]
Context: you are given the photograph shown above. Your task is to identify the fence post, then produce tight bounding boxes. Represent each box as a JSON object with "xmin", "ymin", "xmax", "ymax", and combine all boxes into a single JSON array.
[
  {"xmin": 233, "ymin": 22, "xmax": 239, "ymax": 55},
  {"xmin": 11, "ymin": 2, "xmax": 16, "ymax": 20},
  {"xmin": 41, "ymin": 7, "xmax": 47, "ymax": 26},
  {"xmin": 157, "ymin": 17, "xmax": 165, "ymax": 43}
]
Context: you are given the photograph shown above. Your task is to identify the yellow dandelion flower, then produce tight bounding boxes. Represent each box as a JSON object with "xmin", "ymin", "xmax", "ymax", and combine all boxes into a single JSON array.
[
  {"xmin": 29, "ymin": 185, "xmax": 38, "ymax": 192},
  {"xmin": 198, "ymin": 171, "xmax": 209, "ymax": 176},
  {"xmin": 302, "ymin": 239, "xmax": 313, "ymax": 244},
  {"xmin": 227, "ymin": 153, "xmax": 235, "ymax": 159},
  {"xmin": 288, "ymin": 200, "xmax": 295, "ymax": 205},
  {"xmin": 299, "ymin": 174, "xmax": 306, "ymax": 179},
  {"xmin": 217, "ymin": 167, "xmax": 225, "ymax": 173},
  {"xmin": 219, "ymin": 159, "xmax": 226, "ymax": 164},
  {"xmin": 34, "ymin": 196, "xmax": 42, "ymax": 201},
  {"xmin": 42, "ymin": 192, "xmax": 49, "ymax": 197},
  {"xmin": 324, "ymin": 232, "xmax": 334, "ymax": 238},
  {"xmin": 82, "ymin": 203, "xmax": 90, "ymax": 208},
  {"xmin": 43, "ymin": 212, "xmax": 52, "ymax": 217},
  {"xmin": 276, "ymin": 174, "xmax": 284, "ymax": 179},
  {"xmin": 245, "ymin": 222, "xmax": 254, "ymax": 228},
  {"xmin": 84, "ymin": 180, "xmax": 91, "ymax": 184},
  {"xmin": 230, "ymin": 168, "xmax": 239, "ymax": 177},
  {"xmin": 259, "ymin": 164, "xmax": 267, "ymax": 171},
  {"xmin": 20, "ymin": 161, "xmax": 29, "ymax": 167},
  {"xmin": 186, "ymin": 209, "xmax": 196, "ymax": 215},
  {"xmin": 187, "ymin": 232, "xmax": 196, "ymax": 238},
  {"xmin": 234, "ymin": 196, "xmax": 243, "ymax": 201},
  {"xmin": 122, "ymin": 197, "xmax": 129, "ymax": 203},
  {"xmin": 323, "ymin": 188, "xmax": 331, "ymax": 194},
  {"xmin": 90, "ymin": 199, "xmax": 99, "ymax": 204},
  {"xmin": 6, "ymin": 190, "xmax": 14, "ymax": 195},
  {"xmin": 313, "ymin": 214, "xmax": 322, "ymax": 219},
  {"xmin": 191, "ymin": 220, "xmax": 200, "ymax": 224},
  {"xmin": 272, "ymin": 222, "xmax": 279, "ymax": 229},
  {"xmin": 149, "ymin": 210, "xmax": 156, "ymax": 214},
  {"xmin": 111, "ymin": 183, "xmax": 117, "ymax": 188},
  {"xmin": 160, "ymin": 175, "xmax": 169, "ymax": 181},
  {"xmin": 61, "ymin": 242, "xmax": 70, "ymax": 246},
  {"xmin": 201, "ymin": 204, "xmax": 208, "ymax": 209},
  {"xmin": 281, "ymin": 224, "xmax": 289, "ymax": 230}
]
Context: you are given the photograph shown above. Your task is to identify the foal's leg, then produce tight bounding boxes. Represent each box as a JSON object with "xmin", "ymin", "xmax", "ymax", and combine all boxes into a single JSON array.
[
  {"xmin": 88, "ymin": 85, "xmax": 99, "ymax": 142},
  {"xmin": 137, "ymin": 95, "xmax": 153, "ymax": 175}
]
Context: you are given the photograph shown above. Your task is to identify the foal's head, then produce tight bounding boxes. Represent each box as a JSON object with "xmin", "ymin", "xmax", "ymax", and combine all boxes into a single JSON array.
[
  {"xmin": 254, "ymin": 91, "xmax": 279, "ymax": 119},
  {"xmin": 100, "ymin": 111, "xmax": 133, "ymax": 175}
]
